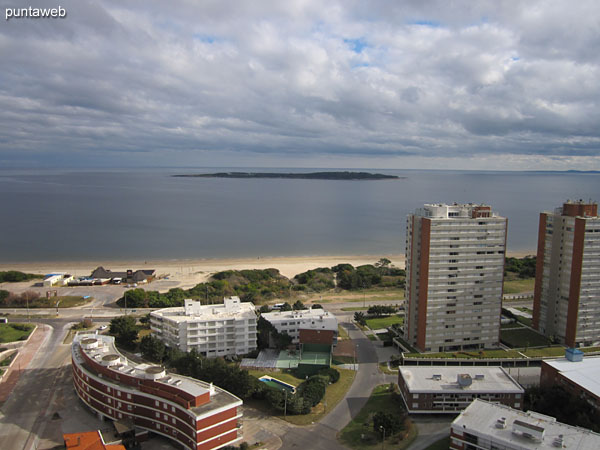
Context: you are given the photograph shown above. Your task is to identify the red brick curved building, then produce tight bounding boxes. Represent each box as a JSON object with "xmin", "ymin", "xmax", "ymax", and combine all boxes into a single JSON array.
[{"xmin": 71, "ymin": 333, "xmax": 242, "ymax": 450}]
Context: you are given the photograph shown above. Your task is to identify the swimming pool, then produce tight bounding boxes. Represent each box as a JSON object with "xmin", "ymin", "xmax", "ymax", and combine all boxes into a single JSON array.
[{"xmin": 258, "ymin": 375, "xmax": 296, "ymax": 394}]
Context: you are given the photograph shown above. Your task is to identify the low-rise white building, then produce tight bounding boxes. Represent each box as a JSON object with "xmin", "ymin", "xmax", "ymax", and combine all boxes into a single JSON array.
[
  {"xmin": 260, "ymin": 309, "xmax": 338, "ymax": 345},
  {"xmin": 150, "ymin": 297, "xmax": 257, "ymax": 357},
  {"xmin": 450, "ymin": 399, "xmax": 600, "ymax": 449},
  {"xmin": 43, "ymin": 273, "xmax": 73, "ymax": 286},
  {"xmin": 397, "ymin": 366, "xmax": 524, "ymax": 414}
]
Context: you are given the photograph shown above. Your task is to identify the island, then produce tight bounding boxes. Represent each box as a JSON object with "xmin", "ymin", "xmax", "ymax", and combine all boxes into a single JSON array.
[{"xmin": 173, "ymin": 171, "xmax": 401, "ymax": 180}]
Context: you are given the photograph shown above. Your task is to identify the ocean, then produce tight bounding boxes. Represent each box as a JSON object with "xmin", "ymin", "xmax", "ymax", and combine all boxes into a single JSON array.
[{"xmin": 1, "ymin": 168, "xmax": 598, "ymax": 262}]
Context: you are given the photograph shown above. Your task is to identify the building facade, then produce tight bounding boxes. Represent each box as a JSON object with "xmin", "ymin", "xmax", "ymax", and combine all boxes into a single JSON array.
[
  {"xmin": 540, "ymin": 354, "xmax": 600, "ymax": 412},
  {"xmin": 260, "ymin": 309, "xmax": 338, "ymax": 345},
  {"xmin": 532, "ymin": 200, "xmax": 600, "ymax": 347},
  {"xmin": 404, "ymin": 203, "xmax": 507, "ymax": 352},
  {"xmin": 72, "ymin": 333, "xmax": 242, "ymax": 450},
  {"xmin": 397, "ymin": 366, "xmax": 523, "ymax": 414},
  {"xmin": 450, "ymin": 399, "xmax": 600, "ymax": 449},
  {"xmin": 150, "ymin": 297, "xmax": 257, "ymax": 357}
]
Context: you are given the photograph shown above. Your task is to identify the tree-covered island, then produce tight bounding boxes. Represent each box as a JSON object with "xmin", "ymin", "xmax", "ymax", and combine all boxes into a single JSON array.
[{"xmin": 173, "ymin": 171, "xmax": 401, "ymax": 180}]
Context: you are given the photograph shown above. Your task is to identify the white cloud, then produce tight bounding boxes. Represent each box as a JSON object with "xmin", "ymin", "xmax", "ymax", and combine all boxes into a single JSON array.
[{"xmin": 1, "ymin": 0, "xmax": 599, "ymax": 169}]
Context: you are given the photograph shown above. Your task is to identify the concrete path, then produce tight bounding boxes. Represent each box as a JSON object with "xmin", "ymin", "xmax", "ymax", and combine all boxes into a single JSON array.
[{"xmin": 0, "ymin": 324, "xmax": 49, "ymax": 403}]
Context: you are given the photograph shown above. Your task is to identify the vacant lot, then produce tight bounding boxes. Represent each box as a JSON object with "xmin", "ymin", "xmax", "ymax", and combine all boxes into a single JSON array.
[{"xmin": 503, "ymin": 278, "xmax": 535, "ymax": 294}]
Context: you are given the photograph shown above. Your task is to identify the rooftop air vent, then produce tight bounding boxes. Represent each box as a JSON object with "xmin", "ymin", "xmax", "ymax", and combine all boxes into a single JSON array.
[
  {"xmin": 432, "ymin": 374, "xmax": 442, "ymax": 381},
  {"xmin": 496, "ymin": 417, "xmax": 506, "ymax": 429}
]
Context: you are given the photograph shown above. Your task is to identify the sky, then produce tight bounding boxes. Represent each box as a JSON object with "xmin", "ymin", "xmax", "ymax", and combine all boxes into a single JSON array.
[{"xmin": 1, "ymin": 0, "xmax": 600, "ymax": 170}]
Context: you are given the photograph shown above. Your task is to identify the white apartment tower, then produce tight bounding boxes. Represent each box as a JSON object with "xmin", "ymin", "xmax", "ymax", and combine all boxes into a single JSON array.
[
  {"xmin": 533, "ymin": 200, "xmax": 600, "ymax": 347},
  {"xmin": 150, "ymin": 296, "xmax": 257, "ymax": 357},
  {"xmin": 404, "ymin": 203, "xmax": 507, "ymax": 352}
]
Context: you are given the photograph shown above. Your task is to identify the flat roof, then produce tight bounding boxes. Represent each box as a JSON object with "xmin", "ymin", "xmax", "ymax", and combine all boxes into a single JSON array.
[
  {"xmin": 72, "ymin": 333, "xmax": 241, "ymax": 415},
  {"xmin": 399, "ymin": 366, "xmax": 523, "ymax": 394},
  {"xmin": 261, "ymin": 309, "xmax": 337, "ymax": 330},
  {"xmin": 544, "ymin": 356, "xmax": 600, "ymax": 398},
  {"xmin": 453, "ymin": 399, "xmax": 600, "ymax": 449},
  {"xmin": 151, "ymin": 302, "xmax": 255, "ymax": 323}
]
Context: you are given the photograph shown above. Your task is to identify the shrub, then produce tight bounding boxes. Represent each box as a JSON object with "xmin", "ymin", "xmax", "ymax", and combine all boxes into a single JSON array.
[{"xmin": 317, "ymin": 367, "xmax": 340, "ymax": 383}]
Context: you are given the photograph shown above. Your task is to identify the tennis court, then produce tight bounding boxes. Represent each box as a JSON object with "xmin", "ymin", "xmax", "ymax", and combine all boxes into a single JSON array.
[{"xmin": 300, "ymin": 351, "xmax": 331, "ymax": 366}]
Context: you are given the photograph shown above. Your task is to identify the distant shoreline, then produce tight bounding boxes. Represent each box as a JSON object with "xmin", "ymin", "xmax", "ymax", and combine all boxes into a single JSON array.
[{"xmin": 173, "ymin": 171, "xmax": 402, "ymax": 180}]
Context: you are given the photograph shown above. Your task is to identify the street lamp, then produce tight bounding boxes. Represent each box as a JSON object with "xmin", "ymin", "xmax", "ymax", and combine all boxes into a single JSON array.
[
  {"xmin": 282, "ymin": 389, "xmax": 288, "ymax": 417},
  {"xmin": 380, "ymin": 426, "xmax": 385, "ymax": 450}
]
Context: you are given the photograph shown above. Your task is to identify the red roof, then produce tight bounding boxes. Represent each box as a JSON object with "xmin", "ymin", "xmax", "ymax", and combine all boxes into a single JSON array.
[{"xmin": 63, "ymin": 431, "xmax": 125, "ymax": 450}]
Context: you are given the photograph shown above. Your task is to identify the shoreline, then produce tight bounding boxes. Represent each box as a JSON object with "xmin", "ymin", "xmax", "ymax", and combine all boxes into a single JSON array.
[{"xmin": 0, "ymin": 250, "xmax": 535, "ymax": 278}]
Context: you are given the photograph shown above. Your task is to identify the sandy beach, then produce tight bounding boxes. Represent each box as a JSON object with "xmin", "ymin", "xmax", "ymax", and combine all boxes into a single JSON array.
[{"xmin": 0, "ymin": 251, "xmax": 535, "ymax": 290}]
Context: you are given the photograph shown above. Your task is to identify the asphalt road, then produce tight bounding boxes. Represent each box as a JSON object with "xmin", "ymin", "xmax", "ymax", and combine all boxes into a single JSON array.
[{"xmin": 0, "ymin": 322, "xmax": 73, "ymax": 450}]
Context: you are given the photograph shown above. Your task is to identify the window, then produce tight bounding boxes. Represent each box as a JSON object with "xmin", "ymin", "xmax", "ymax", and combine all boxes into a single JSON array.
[
  {"xmin": 156, "ymin": 412, "xmax": 160, "ymax": 418},
  {"xmin": 127, "ymin": 393, "xmax": 132, "ymax": 400}
]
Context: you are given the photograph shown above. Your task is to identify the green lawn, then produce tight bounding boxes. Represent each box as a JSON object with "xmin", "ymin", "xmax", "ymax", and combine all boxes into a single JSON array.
[
  {"xmin": 501, "ymin": 321, "xmax": 524, "ymax": 329},
  {"xmin": 367, "ymin": 334, "xmax": 377, "ymax": 341},
  {"xmin": 0, "ymin": 352, "xmax": 16, "ymax": 367},
  {"xmin": 522, "ymin": 347, "xmax": 567, "ymax": 357},
  {"xmin": 2, "ymin": 296, "xmax": 90, "ymax": 308},
  {"xmin": 365, "ymin": 314, "xmax": 404, "ymax": 330},
  {"xmin": 339, "ymin": 384, "xmax": 416, "ymax": 450},
  {"xmin": 582, "ymin": 346, "xmax": 600, "ymax": 353},
  {"xmin": 282, "ymin": 368, "xmax": 356, "ymax": 426},
  {"xmin": 500, "ymin": 327, "xmax": 552, "ymax": 348},
  {"xmin": 0, "ymin": 323, "xmax": 34, "ymax": 343},
  {"xmin": 341, "ymin": 306, "xmax": 369, "ymax": 311},
  {"xmin": 404, "ymin": 349, "xmax": 524, "ymax": 359},
  {"xmin": 503, "ymin": 278, "xmax": 535, "ymax": 294}
]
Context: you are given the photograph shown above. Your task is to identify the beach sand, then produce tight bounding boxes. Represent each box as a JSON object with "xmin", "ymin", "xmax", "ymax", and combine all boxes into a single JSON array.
[{"xmin": 0, "ymin": 251, "xmax": 535, "ymax": 290}]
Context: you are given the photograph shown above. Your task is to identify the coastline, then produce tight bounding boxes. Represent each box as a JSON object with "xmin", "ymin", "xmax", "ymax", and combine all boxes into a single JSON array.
[{"xmin": 0, "ymin": 251, "xmax": 535, "ymax": 287}]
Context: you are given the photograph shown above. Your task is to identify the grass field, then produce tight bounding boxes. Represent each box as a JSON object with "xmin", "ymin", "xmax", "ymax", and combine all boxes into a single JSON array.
[
  {"xmin": 0, "ymin": 323, "xmax": 34, "ymax": 343},
  {"xmin": 283, "ymin": 368, "xmax": 356, "ymax": 426},
  {"xmin": 339, "ymin": 384, "xmax": 416, "ymax": 450},
  {"xmin": 500, "ymin": 327, "xmax": 552, "ymax": 348},
  {"xmin": 503, "ymin": 278, "xmax": 535, "ymax": 294},
  {"xmin": 341, "ymin": 306, "xmax": 369, "ymax": 311},
  {"xmin": 338, "ymin": 324, "xmax": 349, "ymax": 340},
  {"xmin": 365, "ymin": 314, "xmax": 404, "ymax": 330},
  {"xmin": 3, "ymin": 296, "xmax": 90, "ymax": 308}
]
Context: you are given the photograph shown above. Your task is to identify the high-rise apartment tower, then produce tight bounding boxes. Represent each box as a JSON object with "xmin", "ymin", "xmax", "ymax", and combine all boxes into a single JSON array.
[
  {"xmin": 404, "ymin": 204, "xmax": 507, "ymax": 352},
  {"xmin": 532, "ymin": 200, "xmax": 600, "ymax": 347}
]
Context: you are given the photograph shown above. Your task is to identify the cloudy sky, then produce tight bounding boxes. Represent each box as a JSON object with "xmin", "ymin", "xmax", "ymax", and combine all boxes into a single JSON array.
[{"xmin": 1, "ymin": 0, "xmax": 600, "ymax": 170}]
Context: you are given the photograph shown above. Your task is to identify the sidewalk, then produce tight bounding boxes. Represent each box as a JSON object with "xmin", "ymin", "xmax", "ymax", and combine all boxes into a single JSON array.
[{"xmin": 0, "ymin": 324, "xmax": 51, "ymax": 403}]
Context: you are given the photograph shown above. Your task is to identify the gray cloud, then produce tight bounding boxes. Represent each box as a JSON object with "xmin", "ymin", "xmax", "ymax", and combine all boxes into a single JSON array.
[{"xmin": 1, "ymin": 0, "xmax": 600, "ymax": 168}]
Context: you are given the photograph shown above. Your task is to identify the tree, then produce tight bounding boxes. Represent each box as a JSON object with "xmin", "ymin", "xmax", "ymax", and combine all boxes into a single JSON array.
[
  {"xmin": 280, "ymin": 302, "xmax": 292, "ymax": 312},
  {"xmin": 258, "ymin": 304, "xmax": 270, "ymax": 313},
  {"xmin": 373, "ymin": 411, "xmax": 402, "ymax": 436},
  {"xmin": 311, "ymin": 304, "xmax": 323, "ymax": 309},
  {"xmin": 140, "ymin": 334, "xmax": 166, "ymax": 363},
  {"xmin": 375, "ymin": 258, "xmax": 392, "ymax": 269},
  {"xmin": 293, "ymin": 300, "xmax": 307, "ymax": 310},
  {"xmin": 109, "ymin": 315, "xmax": 138, "ymax": 348},
  {"xmin": 354, "ymin": 311, "xmax": 366, "ymax": 326}
]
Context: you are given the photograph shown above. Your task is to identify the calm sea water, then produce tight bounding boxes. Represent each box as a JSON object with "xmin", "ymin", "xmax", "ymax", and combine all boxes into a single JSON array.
[{"xmin": 1, "ymin": 168, "xmax": 598, "ymax": 262}]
